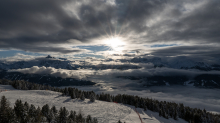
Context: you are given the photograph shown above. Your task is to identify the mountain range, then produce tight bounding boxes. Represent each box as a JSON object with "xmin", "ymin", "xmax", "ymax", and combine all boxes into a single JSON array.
[{"xmin": 0, "ymin": 55, "xmax": 220, "ymax": 88}]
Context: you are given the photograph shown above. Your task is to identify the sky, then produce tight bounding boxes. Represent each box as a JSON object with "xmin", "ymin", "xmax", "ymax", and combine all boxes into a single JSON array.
[{"xmin": 0, "ymin": 0, "xmax": 220, "ymax": 63}]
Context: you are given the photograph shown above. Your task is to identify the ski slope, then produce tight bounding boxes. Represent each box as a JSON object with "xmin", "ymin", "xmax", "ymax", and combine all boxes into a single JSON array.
[{"xmin": 0, "ymin": 85, "xmax": 187, "ymax": 123}]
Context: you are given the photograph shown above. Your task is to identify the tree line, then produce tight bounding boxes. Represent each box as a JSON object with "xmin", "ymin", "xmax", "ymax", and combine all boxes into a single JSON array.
[
  {"xmin": 0, "ymin": 79, "xmax": 220, "ymax": 123},
  {"xmin": 0, "ymin": 95, "xmax": 98, "ymax": 123}
]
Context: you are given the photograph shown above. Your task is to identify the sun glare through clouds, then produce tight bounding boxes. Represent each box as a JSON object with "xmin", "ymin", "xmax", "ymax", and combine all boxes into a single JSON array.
[{"xmin": 104, "ymin": 36, "xmax": 125, "ymax": 53}]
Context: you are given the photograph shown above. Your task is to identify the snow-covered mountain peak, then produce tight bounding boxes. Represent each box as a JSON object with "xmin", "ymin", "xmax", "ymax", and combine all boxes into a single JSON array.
[
  {"xmin": 0, "ymin": 57, "xmax": 76, "ymax": 70},
  {"xmin": 45, "ymin": 55, "xmax": 54, "ymax": 59},
  {"xmin": 168, "ymin": 58, "xmax": 210, "ymax": 69}
]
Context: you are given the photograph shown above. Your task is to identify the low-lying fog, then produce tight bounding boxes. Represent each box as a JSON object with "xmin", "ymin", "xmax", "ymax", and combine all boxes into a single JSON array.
[{"xmin": 64, "ymin": 76, "xmax": 220, "ymax": 114}]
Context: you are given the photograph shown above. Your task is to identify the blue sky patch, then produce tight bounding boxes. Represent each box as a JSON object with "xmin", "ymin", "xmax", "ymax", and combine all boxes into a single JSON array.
[
  {"xmin": 0, "ymin": 50, "xmax": 43, "ymax": 58},
  {"xmin": 149, "ymin": 44, "xmax": 178, "ymax": 48},
  {"xmin": 75, "ymin": 45, "xmax": 112, "ymax": 52},
  {"xmin": 74, "ymin": 53, "xmax": 104, "ymax": 59}
]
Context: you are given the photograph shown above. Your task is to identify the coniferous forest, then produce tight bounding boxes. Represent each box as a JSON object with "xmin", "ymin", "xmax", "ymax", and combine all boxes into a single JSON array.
[
  {"xmin": 0, "ymin": 95, "xmax": 98, "ymax": 123},
  {"xmin": 0, "ymin": 79, "xmax": 220, "ymax": 123}
]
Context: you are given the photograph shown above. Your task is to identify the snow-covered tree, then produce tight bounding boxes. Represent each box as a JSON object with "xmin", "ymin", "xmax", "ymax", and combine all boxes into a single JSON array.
[
  {"xmin": 0, "ymin": 96, "xmax": 11, "ymax": 123},
  {"xmin": 71, "ymin": 91, "xmax": 76, "ymax": 99},
  {"xmin": 51, "ymin": 105, "xmax": 58, "ymax": 117},
  {"xmin": 57, "ymin": 107, "xmax": 69, "ymax": 123},
  {"xmin": 28, "ymin": 104, "xmax": 36, "ymax": 118},
  {"xmin": 68, "ymin": 110, "xmax": 76, "ymax": 122},
  {"xmin": 41, "ymin": 104, "xmax": 50, "ymax": 121},
  {"xmin": 90, "ymin": 93, "xmax": 96, "ymax": 102},
  {"xmin": 47, "ymin": 109, "xmax": 55, "ymax": 123},
  {"xmin": 34, "ymin": 106, "xmax": 42, "ymax": 122},
  {"xmin": 80, "ymin": 93, "xmax": 85, "ymax": 101}
]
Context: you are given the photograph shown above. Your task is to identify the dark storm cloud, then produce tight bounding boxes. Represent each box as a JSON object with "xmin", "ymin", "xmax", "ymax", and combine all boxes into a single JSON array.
[
  {"xmin": 114, "ymin": 0, "xmax": 167, "ymax": 33},
  {"xmin": 0, "ymin": 0, "xmax": 115, "ymax": 53},
  {"xmin": 0, "ymin": 0, "xmax": 220, "ymax": 56},
  {"xmin": 149, "ymin": 45, "xmax": 220, "ymax": 63},
  {"xmin": 22, "ymin": 46, "xmax": 86, "ymax": 54},
  {"xmin": 148, "ymin": 0, "xmax": 220, "ymax": 43}
]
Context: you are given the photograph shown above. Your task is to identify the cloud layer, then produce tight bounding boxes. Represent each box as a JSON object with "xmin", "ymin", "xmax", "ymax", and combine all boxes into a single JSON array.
[
  {"xmin": 9, "ymin": 66, "xmax": 94, "ymax": 80},
  {"xmin": 0, "ymin": 0, "xmax": 219, "ymax": 59}
]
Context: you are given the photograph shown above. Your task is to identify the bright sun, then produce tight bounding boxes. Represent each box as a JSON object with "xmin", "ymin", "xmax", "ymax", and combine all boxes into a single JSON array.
[{"xmin": 104, "ymin": 36, "xmax": 125, "ymax": 52}]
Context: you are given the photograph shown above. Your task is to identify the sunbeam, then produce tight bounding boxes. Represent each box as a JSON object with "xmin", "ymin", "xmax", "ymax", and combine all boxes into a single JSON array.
[{"xmin": 104, "ymin": 36, "xmax": 125, "ymax": 52}]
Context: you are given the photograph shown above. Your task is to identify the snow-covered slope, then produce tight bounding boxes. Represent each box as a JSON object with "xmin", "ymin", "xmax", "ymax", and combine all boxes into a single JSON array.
[{"xmin": 0, "ymin": 85, "xmax": 187, "ymax": 123}]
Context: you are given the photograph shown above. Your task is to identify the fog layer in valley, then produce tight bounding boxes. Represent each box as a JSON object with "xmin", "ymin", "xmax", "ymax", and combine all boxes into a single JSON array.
[{"xmin": 65, "ymin": 84, "xmax": 220, "ymax": 114}]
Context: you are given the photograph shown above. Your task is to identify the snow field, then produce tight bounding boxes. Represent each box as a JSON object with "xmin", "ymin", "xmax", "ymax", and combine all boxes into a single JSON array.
[{"xmin": 0, "ymin": 85, "xmax": 187, "ymax": 123}]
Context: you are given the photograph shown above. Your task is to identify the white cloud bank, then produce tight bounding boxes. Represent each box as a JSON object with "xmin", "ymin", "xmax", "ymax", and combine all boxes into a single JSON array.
[{"xmin": 9, "ymin": 66, "xmax": 96, "ymax": 80}]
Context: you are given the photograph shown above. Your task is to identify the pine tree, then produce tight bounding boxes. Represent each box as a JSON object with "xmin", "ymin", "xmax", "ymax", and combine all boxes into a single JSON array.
[
  {"xmin": 57, "ymin": 107, "xmax": 69, "ymax": 123},
  {"xmin": 14, "ymin": 99, "xmax": 27, "ymax": 122},
  {"xmin": 34, "ymin": 106, "xmax": 42, "ymax": 122},
  {"xmin": 51, "ymin": 105, "xmax": 58, "ymax": 116},
  {"xmin": 24, "ymin": 102, "xmax": 29, "ymax": 111},
  {"xmin": 86, "ymin": 115, "xmax": 92, "ymax": 122},
  {"xmin": 185, "ymin": 110, "xmax": 191, "ymax": 122},
  {"xmin": 64, "ymin": 88, "xmax": 69, "ymax": 96},
  {"xmin": 47, "ymin": 109, "xmax": 55, "ymax": 123},
  {"xmin": 68, "ymin": 110, "xmax": 76, "ymax": 122},
  {"xmin": 135, "ymin": 102, "xmax": 138, "ymax": 108},
  {"xmin": 159, "ymin": 109, "xmax": 162, "ymax": 117},
  {"xmin": 41, "ymin": 116, "xmax": 48, "ymax": 123},
  {"xmin": 63, "ymin": 107, "xmax": 69, "ymax": 121},
  {"xmin": 194, "ymin": 113, "xmax": 202, "ymax": 123},
  {"xmin": 174, "ymin": 110, "xmax": 178, "ymax": 120},
  {"xmin": 8, "ymin": 108, "xmax": 17, "ymax": 123},
  {"xmin": 0, "ymin": 96, "xmax": 10, "ymax": 123},
  {"xmin": 92, "ymin": 118, "xmax": 98, "ymax": 123},
  {"xmin": 28, "ymin": 104, "xmax": 36, "ymax": 118},
  {"xmin": 28, "ymin": 104, "xmax": 36, "ymax": 122},
  {"xmin": 71, "ymin": 91, "xmax": 76, "ymax": 99},
  {"xmin": 96, "ymin": 94, "xmax": 99, "ymax": 100},
  {"xmin": 143, "ymin": 104, "xmax": 147, "ymax": 111},
  {"xmin": 80, "ymin": 93, "xmax": 85, "ymax": 101},
  {"xmin": 23, "ymin": 101, "xmax": 30, "ymax": 122},
  {"xmin": 90, "ymin": 93, "xmax": 96, "ymax": 102},
  {"xmin": 118, "ymin": 120, "xmax": 122, "ymax": 123},
  {"xmin": 41, "ymin": 104, "xmax": 50, "ymax": 120},
  {"xmin": 108, "ymin": 94, "xmax": 113, "ymax": 101},
  {"xmin": 119, "ymin": 95, "xmax": 123, "ymax": 103},
  {"xmin": 76, "ymin": 111, "xmax": 83, "ymax": 123},
  {"xmin": 108, "ymin": 95, "xmax": 112, "ymax": 102}
]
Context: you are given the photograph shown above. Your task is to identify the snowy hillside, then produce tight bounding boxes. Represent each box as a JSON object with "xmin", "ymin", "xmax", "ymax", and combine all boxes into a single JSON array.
[{"xmin": 0, "ymin": 85, "xmax": 187, "ymax": 123}]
